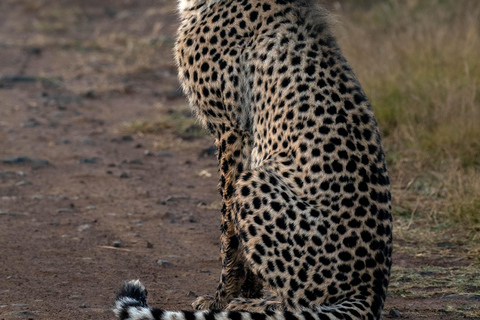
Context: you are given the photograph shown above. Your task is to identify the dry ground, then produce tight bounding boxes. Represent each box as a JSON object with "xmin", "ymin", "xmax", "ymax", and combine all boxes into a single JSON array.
[{"xmin": 0, "ymin": 1, "xmax": 478, "ymax": 319}]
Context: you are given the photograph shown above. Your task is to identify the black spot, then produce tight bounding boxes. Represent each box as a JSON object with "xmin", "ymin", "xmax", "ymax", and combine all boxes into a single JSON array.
[
  {"xmin": 276, "ymin": 217, "xmax": 287, "ymax": 230},
  {"xmin": 298, "ymin": 269, "xmax": 308, "ymax": 282},
  {"xmin": 271, "ymin": 201, "xmax": 282, "ymax": 212},
  {"xmin": 339, "ymin": 251, "xmax": 352, "ymax": 261},
  {"xmin": 305, "ymin": 65, "xmax": 316, "ymax": 76},
  {"xmin": 260, "ymin": 184, "xmax": 271, "ymax": 194},
  {"xmin": 253, "ymin": 197, "xmax": 262, "ymax": 209}
]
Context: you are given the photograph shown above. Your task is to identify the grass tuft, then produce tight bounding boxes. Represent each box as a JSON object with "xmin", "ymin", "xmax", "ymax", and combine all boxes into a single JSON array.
[{"xmin": 337, "ymin": 0, "xmax": 480, "ymax": 233}]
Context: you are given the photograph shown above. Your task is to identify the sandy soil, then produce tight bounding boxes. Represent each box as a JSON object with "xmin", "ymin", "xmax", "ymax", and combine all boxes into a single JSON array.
[{"xmin": 0, "ymin": 1, "xmax": 478, "ymax": 319}]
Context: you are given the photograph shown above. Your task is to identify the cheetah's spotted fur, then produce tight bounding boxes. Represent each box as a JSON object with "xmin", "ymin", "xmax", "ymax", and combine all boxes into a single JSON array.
[{"xmin": 114, "ymin": 0, "xmax": 393, "ymax": 319}]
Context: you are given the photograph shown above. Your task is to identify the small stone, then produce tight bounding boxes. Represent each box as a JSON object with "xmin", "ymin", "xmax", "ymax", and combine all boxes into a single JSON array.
[
  {"xmin": 437, "ymin": 241, "xmax": 454, "ymax": 248},
  {"xmin": 3, "ymin": 157, "xmax": 50, "ymax": 168},
  {"xmin": 201, "ymin": 146, "xmax": 217, "ymax": 157},
  {"xmin": 79, "ymin": 157, "xmax": 99, "ymax": 164},
  {"xmin": 79, "ymin": 303, "xmax": 89, "ymax": 308},
  {"xmin": 120, "ymin": 172, "xmax": 130, "ymax": 178},
  {"xmin": 81, "ymin": 138, "xmax": 94, "ymax": 145},
  {"xmin": 83, "ymin": 90, "xmax": 96, "ymax": 99},
  {"xmin": 156, "ymin": 152, "xmax": 173, "ymax": 157},
  {"xmin": 16, "ymin": 180, "xmax": 32, "ymax": 186},
  {"xmin": 147, "ymin": 241, "xmax": 154, "ymax": 249},
  {"xmin": 0, "ymin": 171, "xmax": 16, "ymax": 179},
  {"xmin": 135, "ymin": 143, "xmax": 143, "ymax": 148},
  {"xmin": 113, "ymin": 241, "xmax": 122, "ymax": 248},
  {"xmin": 78, "ymin": 224, "xmax": 91, "ymax": 232},
  {"xmin": 198, "ymin": 170, "xmax": 212, "ymax": 178},
  {"xmin": 17, "ymin": 171, "xmax": 26, "ymax": 177},
  {"xmin": 32, "ymin": 195, "xmax": 43, "ymax": 200},
  {"xmin": 187, "ymin": 291, "xmax": 197, "ymax": 297},
  {"xmin": 129, "ymin": 159, "xmax": 143, "ymax": 165},
  {"xmin": 58, "ymin": 139, "xmax": 71, "ymax": 145},
  {"xmin": 23, "ymin": 118, "xmax": 41, "ymax": 127},
  {"xmin": 30, "ymin": 158, "xmax": 50, "ymax": 169},
  {"xmin": 155, "ymin": 259, "xmax": 171, "ymax": 266},
  {"xmin": 57, "ymin": 208, "xmax": 73, "ymax": 213},
  {"xmin": 156, "ymin": 200, "xmax": 167, "ymax": 205},
  {"xmin": 388, "ymin": 308, "xmax": 401, "ymax": 318},
  {"xmin": 121, "ymin": 135, "xmax": 133, "ymax": 142},
  {"xmin": 144, "ymin": 150, "xmax": 154, "ymax": 156},
  {"xmin": 86, "ymin": 205, "xmax": 96, "ymax": 210}
]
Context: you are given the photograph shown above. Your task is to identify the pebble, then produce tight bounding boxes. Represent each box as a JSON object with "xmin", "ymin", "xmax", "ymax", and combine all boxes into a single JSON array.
[
  {"xmin": 437, "ymin": 241, "xmax": 454, "ymax": 248},
  {"xmin": 201, "ymin": 146, "xmax": 217, "ymax": 156},
  {"xmin": 81, "ymin": 138, "xmax": 94, "ymax": 145},
  {"xmin": 2, "ymin": 156, "xmax": 50, "ymax": 168},
  {"xmin": 57, "ymin": 208, "xmax": 73, "ymax": 213},
  {"xmin": 388, "ymin": 309, "xmax": 401, "ymax": 318},
  {"xmin": 113, "ymin": 241, "xmax": 122, "ymax": 247},
  {"xmin": 83, "ymin": 90, "xmax": 96, "ymax": 99},
  {"xmin": 0, "ymin": 171, "xmax": 16, "ymax": 179},
  {"xmin": 23, "ymin": 118, "xmax": 41, "ymax": 128},
  {"xmin": 120, "ymin": 172, "xmax": 130, "ymax": 178},
  {"xmin": 16, "ymin": 180, "xmax": 32, "ymax": 186},
  {"xmin": 79, "ymin": 157, "xmax": 99, "ymax": 164},
  {"xmin": 157, "ymin": 152, "xmax": 173, "ymax": 157},
  {"xmin": 187, "ymin": 291, "xmax": 197, "ymax": 297},
  {"xmin": 121, "ymin": 135, "xmax": 133, "ymax": 142},
  {"xmin": 146, "ymin": 241, "xmax": 154, "ymax": 249},
  {"xmin": 86, "ymin": 205, "xmax": 96, "ymax": 210},
  {"xmin": 155, "ymin": 259, "xmax": 171, "ymax": 266},
  {"xmin": 78, "ymin": 224, "xmax": 91, "ymax": 232},
  {"xmin": 32, "ymin": 195, "xmax": 43, "ymax": 200}
]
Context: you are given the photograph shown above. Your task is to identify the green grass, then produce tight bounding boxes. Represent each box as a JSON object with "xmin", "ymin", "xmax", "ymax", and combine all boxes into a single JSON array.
[
  {"xmin": 122, "ymin": 110, "xmax": 207, "ymax": 140},
  {"xmin": 337, "ymin": 0, "xmax": 480, "ymax": 235}
]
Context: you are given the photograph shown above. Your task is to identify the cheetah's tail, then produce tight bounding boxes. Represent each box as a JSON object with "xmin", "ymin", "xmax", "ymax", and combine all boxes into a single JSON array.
[{"xmin": 114, "ymin": 280, "xmax": 374, "ymax": 320}]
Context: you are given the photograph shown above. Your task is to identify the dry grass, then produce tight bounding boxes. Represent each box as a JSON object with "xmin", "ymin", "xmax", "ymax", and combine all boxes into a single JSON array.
[
  {"xmin": 123, "ymin": 110, "xmax": 205, "ymax": 137},
  {"xmin": 336, "ymin": 0, "xmax": 480, "ymax": 238},
  {"xmin": 389, "ymin": 265, "xmax": 480, "ymax": 298}
]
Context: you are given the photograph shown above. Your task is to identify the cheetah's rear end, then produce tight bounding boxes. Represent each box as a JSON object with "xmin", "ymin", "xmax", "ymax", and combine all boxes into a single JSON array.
[{"xmin": 114, "ymin": 0, "xmax": 393, "ymax": 319}]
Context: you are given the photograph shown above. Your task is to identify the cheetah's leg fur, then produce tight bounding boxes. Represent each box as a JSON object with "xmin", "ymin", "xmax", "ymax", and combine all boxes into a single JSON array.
[{"xmin": 192, "ymin": 129, "xmax": 262, "ymax": 310}]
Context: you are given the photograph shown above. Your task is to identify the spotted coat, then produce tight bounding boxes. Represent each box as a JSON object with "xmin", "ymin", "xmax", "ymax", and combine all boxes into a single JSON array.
[{"xmin": 114, "ymin": 1, "xmax": 393, "ymax": 319}]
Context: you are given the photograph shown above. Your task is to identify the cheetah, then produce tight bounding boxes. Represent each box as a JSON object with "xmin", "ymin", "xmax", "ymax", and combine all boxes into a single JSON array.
[{"xmin": 114, "ymin": 0, "xmax": 393, "ymax": 319}]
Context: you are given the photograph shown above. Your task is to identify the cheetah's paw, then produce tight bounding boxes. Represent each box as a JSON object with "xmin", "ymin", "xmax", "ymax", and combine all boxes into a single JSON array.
[{"xmin": 192, "ymin": 295, "xmax": 225, "ymax": 310}]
